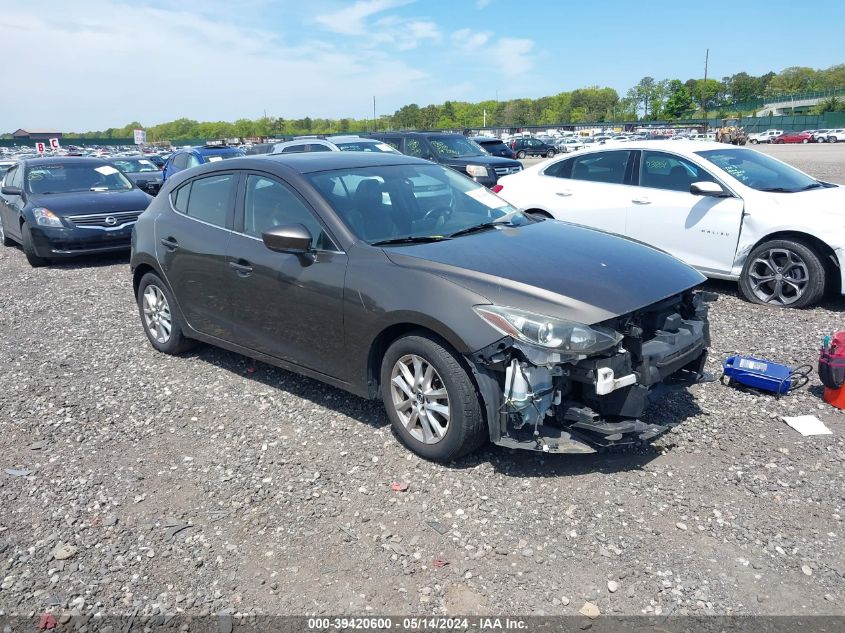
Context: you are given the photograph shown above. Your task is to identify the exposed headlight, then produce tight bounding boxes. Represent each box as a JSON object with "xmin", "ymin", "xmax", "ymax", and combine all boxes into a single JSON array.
[
  {"xmin": 32, "ymin": 207, "xmax": 63, "ymax": 228},
  {"xmin": 474, "ymin": 305, "xmax": 622, "ymax": 353},
  {"xmin": 465, "ymin": 165, "xmax": 489, "ymax": 178}
]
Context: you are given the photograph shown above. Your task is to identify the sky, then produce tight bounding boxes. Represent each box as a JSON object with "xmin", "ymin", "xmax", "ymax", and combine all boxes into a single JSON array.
[{"xmin": 1, "ymin": 0, "xmax": 842, "ymax": 132}]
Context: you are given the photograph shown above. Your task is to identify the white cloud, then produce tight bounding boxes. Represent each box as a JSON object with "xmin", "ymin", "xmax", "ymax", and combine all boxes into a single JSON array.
[
  {"xmin": 0, "ymin": 1, "xmax": 437, "ymax": 131},
  {"xmin": 475, "ymin": 0, "xmax": 492, "ymax": 7},
  {"xmin": 373, "ymin": 17, "xmax": 441, "ymax": 50},
  {"xmin": 492, "ymin": 38, "xmax": 535, "ymax": 76},
  {"xmin": 314, "ymin": 0, "xmax": 412, "ymax": 35},
  {"xmin": 451, "ymin": 28, "xmax": 492, "ymax": 51}
]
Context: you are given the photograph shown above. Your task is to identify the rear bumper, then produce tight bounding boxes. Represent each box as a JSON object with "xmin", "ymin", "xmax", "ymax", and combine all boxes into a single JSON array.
[{"xmin": 29, "ymin": 223, "xmax": 134, "ymax": 258}]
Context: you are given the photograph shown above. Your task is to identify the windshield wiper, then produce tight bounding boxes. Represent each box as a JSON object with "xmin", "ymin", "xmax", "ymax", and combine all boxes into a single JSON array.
[
  {"xmin": 799, "ymin": 182, "xmax": 824, "ymax": 191},
  {"xmin": 448, "ymin": 219, "xmax": 519, "ymax": 238},
  {"xmin": 757, "ymin": 187, "xmax": 795, "ymax": 193},
  {"xmin": 371, "ymin": 235, "xmax": 451, "ymax": 246}
]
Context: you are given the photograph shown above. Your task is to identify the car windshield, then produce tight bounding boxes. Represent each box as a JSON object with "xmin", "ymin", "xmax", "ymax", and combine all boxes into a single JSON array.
[
  {"xmin": 307, "ymin": 164, "xmax": 526, "ymax": 244},
  {"xmin": 25, "ymin": 164, "xmax": 133, "ymax": 194},
  {"xmin": 335, "ymin": 141, "xmax": 400, "ymax": 154},
  {"xmin": 111, "ymin": 158, "xmax": 160, "ymax": 173},
  {"xmin": 696, "ymin": 148, "xmax": 818, "ymax": 192},
  {"xmin": 428, "ymin": 136, "xmax": 486, "ymax": 159}
]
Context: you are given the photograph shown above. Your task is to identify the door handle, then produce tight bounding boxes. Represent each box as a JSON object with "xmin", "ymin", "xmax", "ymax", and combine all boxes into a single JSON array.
[
  {"xmin": 160, "ymin": 237, "xmax": 178, "ymax": 250},
  {"xmin": 631, "ymin": 197, "xmax": 651, "ymax": 205},
  {"xmin": 229, "ymin": 260, "xmax": 253, "ymax": 276},
  {"xmin": 555, "ymin": 191, "xmax": 573, "ymax": 197}
]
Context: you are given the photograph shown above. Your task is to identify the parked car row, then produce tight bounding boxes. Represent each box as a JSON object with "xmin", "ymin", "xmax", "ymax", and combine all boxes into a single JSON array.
[{"xmin": 747, "ymin": 128, "xmax": 845, "ymax": 144}]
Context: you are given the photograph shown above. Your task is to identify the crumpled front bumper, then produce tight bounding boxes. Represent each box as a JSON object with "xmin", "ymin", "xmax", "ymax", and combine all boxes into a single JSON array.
[{"xmin": 470, "ymin": 290, "xmax": 712, "ymax": 453}]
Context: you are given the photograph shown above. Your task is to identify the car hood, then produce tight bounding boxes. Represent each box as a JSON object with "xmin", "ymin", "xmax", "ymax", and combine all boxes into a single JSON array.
[
  {"xmin": 755, "ymin": 184, "xmax": 845, "ymax": 215},
  {"xmin": 27, "ymin": 189, "xmax": 152, "ymax": 216},
  {"xmin": 441, "ymin": 155, "xmax": 522, "ymax": 168},
  {"xmin": 382, "ymin": 221, "xmax": 706, "ymax": 324},
  {"xmin": 124, "ymin": 172, "xmax": 162, "ymax": 183}
]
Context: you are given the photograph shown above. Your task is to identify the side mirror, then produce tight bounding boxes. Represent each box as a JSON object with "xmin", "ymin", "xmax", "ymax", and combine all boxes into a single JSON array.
[
  {"xmin": 262, "ymin": 224, "xmax": 313, "ymax": 254},
  {"xmin": 1, "ymin": 185, "xmax": 22, "ymax": 196},
  {"xmin": 690, "ymin": 181, "xmax": 727, "ymax": 197}
]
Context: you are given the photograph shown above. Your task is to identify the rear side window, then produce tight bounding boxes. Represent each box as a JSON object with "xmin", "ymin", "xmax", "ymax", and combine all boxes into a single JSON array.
[
  {"xmin": 404, "ymin": 138, "xmax": 425, "ymax": 157},
  {"xmin": 172, "ymin": 182, "xmax": 191, "ymax": 213},
  {"xmin": 171, "ymin": 153, "xmax": 188, "ymax": 170},
  {"xmin": 183, "ymin": 173, "xmax": 236, "ymax": 227},
  {"xmin": 570, "ymin": 151, "xmax": 632, "ymax": 185}
]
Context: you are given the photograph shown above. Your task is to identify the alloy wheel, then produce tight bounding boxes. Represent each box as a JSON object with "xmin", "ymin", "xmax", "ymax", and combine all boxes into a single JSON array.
[
  {"xmin": 142, "ymin": 284, "xmax": 173, "ymax": 344},
  {"xmin": 390, "ymin": 354, "xmax": 450, "ymax": 445},
  {"xmin": 747, "ymin": 248, "xmax": 810, "ymax": 306}
]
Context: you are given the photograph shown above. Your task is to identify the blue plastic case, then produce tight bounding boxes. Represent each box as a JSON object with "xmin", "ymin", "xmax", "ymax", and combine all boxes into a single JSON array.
[{"xmin": 722, "ymin": 356, "xmax": 794, "ymax": 395}]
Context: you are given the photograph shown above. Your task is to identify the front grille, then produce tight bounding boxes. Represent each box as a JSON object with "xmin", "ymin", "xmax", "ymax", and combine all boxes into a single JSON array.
[
  {"xmin": 67, "ymin": 211, "xmax": 143, "ymax": 228},
  {"xmin": 494, "ymin": 166, "xmax": 522, "ymax": 177}
]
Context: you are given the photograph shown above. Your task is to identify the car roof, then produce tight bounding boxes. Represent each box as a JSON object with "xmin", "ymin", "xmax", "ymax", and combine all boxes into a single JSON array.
[
  {"xmin": 471, "ymin": 136, "xmax": 503, "ymax": 142},
  {"xmin": 257, "ymin": 151, "xmax": 431, "ymax": 173}
]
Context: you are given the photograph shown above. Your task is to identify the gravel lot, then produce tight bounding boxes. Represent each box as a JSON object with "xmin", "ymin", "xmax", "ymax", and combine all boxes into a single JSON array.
[{"xmin": 1, "ymin": 145, "xmax": 845, "ymax": 620}]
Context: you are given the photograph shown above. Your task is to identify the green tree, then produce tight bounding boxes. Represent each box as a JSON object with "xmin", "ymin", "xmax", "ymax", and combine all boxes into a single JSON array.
[{"xmin": 663, "ymin": 80, "xmax": 695, "ymax": 118}]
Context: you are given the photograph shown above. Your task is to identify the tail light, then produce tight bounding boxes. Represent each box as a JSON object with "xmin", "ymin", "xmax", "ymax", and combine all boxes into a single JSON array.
[{"xmin": 491, "ymin": 184, "xmax": 503, "ymax": 193}]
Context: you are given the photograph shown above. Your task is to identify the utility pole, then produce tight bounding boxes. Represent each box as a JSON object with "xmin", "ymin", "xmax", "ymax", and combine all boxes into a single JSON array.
[
  {"xmin": 702, "ymin": 48, "xmax": 709, "ymax": 128},
  {"xmin": 373, "ymin": 96, "xmax": 376, "ymax": 132},
  {"xmin": 483, "ymin": 109, "xmax": 487, "ymax": 128}
]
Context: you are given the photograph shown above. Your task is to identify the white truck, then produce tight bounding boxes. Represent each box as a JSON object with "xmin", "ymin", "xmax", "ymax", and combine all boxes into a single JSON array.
[{"xmin": 747, "ymin": 129, "xmax": 783, "ymax": 144}]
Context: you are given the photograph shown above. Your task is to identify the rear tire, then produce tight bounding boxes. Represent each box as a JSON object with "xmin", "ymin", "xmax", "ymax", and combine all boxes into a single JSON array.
[
  {"xmin": 750, "ymin": 139, "xmax": 758, "ymax": 144},
  {"xmin": 545, "ymin": 149, "xmax": 555, "ymax": 158},
  {"xmin": 738, "ymin": 239, "xmax": 826, "ymax": 308},
  {"xmin": 137, "ymin": 272, "xmax": 194, "ymax": 354},
  {"xmin": 830, "ymin": 137, "xmax": 837, "ymax": 144},
  {"xmin": 517, "ymin": 150, "xmax": 527, "ymax": 159},
  {"xmin": 20, "ymin": 222, "xmax": 48, "ymax": 267},
  {"xmin": 802, "ymin": 138, "xmax": 809, "ymax": 143},
  {"xmin": 380, "ymin": 333, "xmax": 487, "ymax": 461},
  {"xmin": 817, "ymin": 137, "xmax": 826, "ymax": 143}
]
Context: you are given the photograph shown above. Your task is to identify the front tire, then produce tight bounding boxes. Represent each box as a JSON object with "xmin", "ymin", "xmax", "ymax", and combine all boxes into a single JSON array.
[
  {"xmin": 20, "ymin": 222, "xmax": 48, "ymax": 267},
  {"xmin": 0, "ymin": 215, "xmax": 13, "ymax": 247},
  {"xmin": 380, "ymin": 333, "xmax": 487, "ymax": 461},
  {"xmin": 750, "ymin": 139, "xmax": 758, "ymax": 144},
  {"xmin": 137, "ymin": 272, "xmax": 194, "ymax": 354},
  {"xmin": 817, "ymin": 137, "xmax": 826, "ymax": 143},
  {"xmin": 830, "ymin": 137, "xmax": 837, "ymax": 144},
  {"xmin": 516, "ymin": 150, "xmax": 526, "ymax": 159},
  {"xmin": 545, "ymin": 149, "xmax": 555, "ymax": 158},
  {"xmin": 738, "ymin": 239, "xmax": 826, "ymax": 308}
]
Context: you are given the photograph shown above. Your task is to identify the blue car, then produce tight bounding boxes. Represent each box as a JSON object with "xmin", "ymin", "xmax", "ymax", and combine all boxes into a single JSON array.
[{"xmin": 162, "ymin": 145, "xmax": 245, "ymax": 181}]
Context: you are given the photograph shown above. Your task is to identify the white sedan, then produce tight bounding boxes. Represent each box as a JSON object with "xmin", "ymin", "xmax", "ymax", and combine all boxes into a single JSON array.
[{"xmin": 493, "ymin": 141, "xmax": 844, "ymax": 308}]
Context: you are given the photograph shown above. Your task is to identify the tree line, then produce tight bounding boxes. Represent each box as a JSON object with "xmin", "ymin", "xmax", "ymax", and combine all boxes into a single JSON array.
[{"xmin": 7, "ymin": 63, "xmax": 843, "ymax": 142}]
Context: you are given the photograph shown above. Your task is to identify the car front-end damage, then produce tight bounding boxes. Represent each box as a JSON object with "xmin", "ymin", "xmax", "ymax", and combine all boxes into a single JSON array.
[{"xmin": 469, "ymin": 289, "xmax": 712, "ymax": 453}]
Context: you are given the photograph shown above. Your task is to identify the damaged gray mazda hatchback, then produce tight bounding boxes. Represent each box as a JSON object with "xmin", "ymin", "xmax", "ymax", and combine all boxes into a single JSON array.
[{"xmin": 131, "ymin": 152, "xmax": 711, "ymax": 461}]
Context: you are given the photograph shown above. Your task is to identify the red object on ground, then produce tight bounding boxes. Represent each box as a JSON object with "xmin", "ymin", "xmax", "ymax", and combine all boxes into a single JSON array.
[
  {"xmin": 390, "ymin": 482, "xmax": 409, "ymax": 492},
  {"xmin": 38, "ymin": 613, "xmax": 58, "ymax": 630},
  {"xmin": 433, "ymin": 558, "xmax": 448, "ymax": 568},
  {"xmin": 824, "ymin": 386, "xmax": 845, "ymax": 410}
]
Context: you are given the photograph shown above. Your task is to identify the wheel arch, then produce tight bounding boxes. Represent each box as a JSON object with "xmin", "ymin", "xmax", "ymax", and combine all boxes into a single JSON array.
[{"xmin": 745, "ymin": 230, "xmax": 840, "ymax": 294}]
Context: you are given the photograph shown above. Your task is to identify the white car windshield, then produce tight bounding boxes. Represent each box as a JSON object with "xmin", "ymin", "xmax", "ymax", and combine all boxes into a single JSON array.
[{"xmin": 696, "ymin": 148, "xmax": 821, "ymax": 193}]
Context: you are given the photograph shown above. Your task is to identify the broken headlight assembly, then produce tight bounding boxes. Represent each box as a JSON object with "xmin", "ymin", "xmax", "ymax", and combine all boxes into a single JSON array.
[{"xmin": 474, "ymin": 305, "xmax": 622, "ymax": 355}]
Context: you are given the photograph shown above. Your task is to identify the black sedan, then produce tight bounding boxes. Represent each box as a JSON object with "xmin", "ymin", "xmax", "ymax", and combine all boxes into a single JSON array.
[
  {"xmin": 110, "ymin": 156, "xmax": 163, "ymax": 195},
  {"xmin": 0, "ymin": 157, "xmax": 152, "ymax": 266},
  {"xmin": 130, "ymin": 152, "xmax": 710, "ymax": 461}
]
